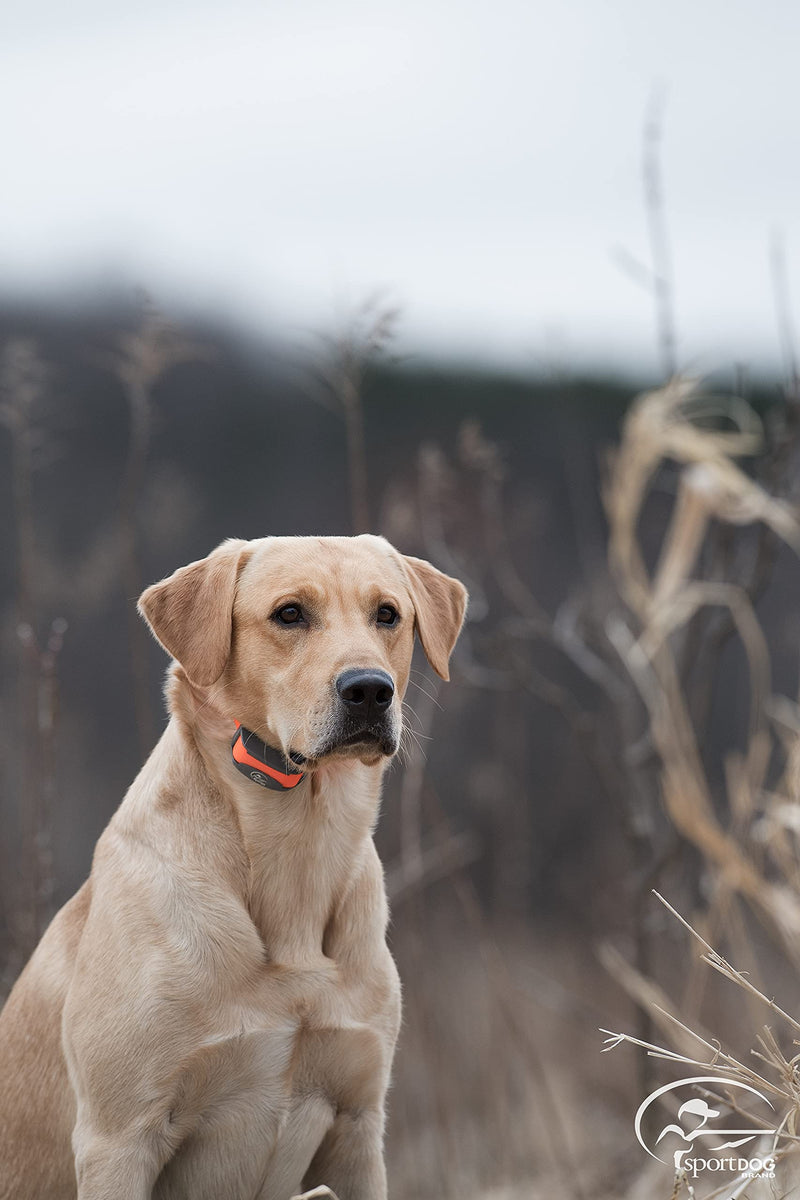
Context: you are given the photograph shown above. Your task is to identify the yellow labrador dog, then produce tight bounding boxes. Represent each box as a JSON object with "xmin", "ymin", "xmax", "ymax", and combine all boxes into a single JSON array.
[{"xmin": 0, "ymin": 534, "xmax": 467, "ymax": 1200}]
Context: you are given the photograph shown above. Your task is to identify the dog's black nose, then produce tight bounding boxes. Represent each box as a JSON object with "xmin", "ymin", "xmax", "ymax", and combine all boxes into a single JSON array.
[{"xmin": 336, "ymin": 669, "xmax": 395, "ymax": 721}]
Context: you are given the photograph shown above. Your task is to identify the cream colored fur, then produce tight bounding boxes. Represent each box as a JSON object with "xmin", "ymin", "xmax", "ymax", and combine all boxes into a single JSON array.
[{"xmin": 0, "ymin": 534, "xmax": 467, "ymax": 1200}]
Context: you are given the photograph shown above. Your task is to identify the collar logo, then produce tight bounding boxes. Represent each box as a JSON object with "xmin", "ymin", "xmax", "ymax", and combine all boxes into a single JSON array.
[{"xmin": 248, "ymin": 770, "xmax": 272, "ymax": 789}]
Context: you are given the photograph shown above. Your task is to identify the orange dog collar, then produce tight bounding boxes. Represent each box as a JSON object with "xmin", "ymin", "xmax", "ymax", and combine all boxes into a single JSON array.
[{"xmin": 231, "ymin": 721, "xmax": 306, "ymax": 791}]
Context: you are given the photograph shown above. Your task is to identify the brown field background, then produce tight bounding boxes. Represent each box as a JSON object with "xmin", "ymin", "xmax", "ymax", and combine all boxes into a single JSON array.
[{"xmin": 3, "ymin": 296, "xmax": 800, "ymax": 1198}]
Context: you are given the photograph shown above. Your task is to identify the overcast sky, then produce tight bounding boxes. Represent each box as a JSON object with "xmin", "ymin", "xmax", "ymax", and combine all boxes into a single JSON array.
[{"xmin": 1, "ymin": 0, "xmax": 798, "ymax": 375}]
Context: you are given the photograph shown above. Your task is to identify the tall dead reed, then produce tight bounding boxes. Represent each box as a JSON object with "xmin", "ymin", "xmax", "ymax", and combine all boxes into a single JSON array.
[{"xmin": 601, "ymin": 379, "xmax": 800, "ymax": 1196}]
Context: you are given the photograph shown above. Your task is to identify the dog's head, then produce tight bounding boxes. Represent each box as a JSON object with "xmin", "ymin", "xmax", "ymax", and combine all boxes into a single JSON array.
[{"xmin": 138, "ymin": 534, "xmax": 467, "ymax": 767}]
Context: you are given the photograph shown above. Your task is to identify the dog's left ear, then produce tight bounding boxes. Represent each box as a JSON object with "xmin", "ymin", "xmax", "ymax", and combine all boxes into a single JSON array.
[
  {"xmin": 402, "ymin": 555, "xmax": 468, "ymax": 681},
  {"xmin": 138, "ymin": 539, "xmax": 251, "ymax": 687}
]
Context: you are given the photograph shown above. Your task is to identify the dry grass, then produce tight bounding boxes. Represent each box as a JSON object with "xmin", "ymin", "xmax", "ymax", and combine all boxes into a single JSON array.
[
  {"xmin": 597, "ymin": 379, "xmax": 800, "ymax": 1197},
  {"xmin": 603, "ymin": 895, "xmax": 800, "ymax": 1197}
]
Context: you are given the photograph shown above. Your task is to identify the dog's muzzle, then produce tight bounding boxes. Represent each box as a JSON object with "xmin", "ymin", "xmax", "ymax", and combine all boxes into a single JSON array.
[{"xmin": 316, "ymin": 669, "xmax": 398, "ymax": 757}]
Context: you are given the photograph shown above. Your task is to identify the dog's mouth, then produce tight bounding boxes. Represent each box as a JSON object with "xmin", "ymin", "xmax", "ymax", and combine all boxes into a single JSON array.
[
  {"xmin": 340, "ymin": 730, "xmax": 381, "ymax": 747},
  {"xmin": 313, "ymin": 721, "xmax": 398, "ymax": 761}
]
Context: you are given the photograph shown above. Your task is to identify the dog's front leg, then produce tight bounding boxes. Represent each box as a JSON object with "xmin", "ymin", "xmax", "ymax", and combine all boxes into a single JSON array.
[
  {"xmin": 302, "ymin": 1108, "xmax": 388, "ymax": 1200},
  {"xmin": 64, "ymin": 1005, "xmax": 183, "ymax": 1200},
  {"xmin": 72, "ymin": 1131, "xmax": 162, "ymax": 1200}
]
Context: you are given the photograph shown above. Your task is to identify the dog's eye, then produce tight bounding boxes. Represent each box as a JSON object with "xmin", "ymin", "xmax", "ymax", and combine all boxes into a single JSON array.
[
  {"xmin": 274, "ymin": 604, "xmax": 304, "ymax": 625},
  {"xmin": 377, "ymin": 604, "xmax": 399, "ymax": 626}
]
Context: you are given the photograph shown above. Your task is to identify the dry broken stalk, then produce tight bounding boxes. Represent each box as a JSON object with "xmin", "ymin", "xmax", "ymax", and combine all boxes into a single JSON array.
[{"xmin": 603, "ymin": 380, "xmax": 800, "ymax": 956}]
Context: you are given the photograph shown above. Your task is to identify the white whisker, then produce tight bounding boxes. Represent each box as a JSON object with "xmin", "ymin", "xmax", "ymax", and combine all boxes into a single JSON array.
[{"xmin": 405, "ymin": 678, "xmax": 443, "ymax": 710}]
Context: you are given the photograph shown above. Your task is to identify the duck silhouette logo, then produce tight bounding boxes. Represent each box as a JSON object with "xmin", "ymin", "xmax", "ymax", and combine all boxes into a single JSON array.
[{"xmin": 635, "ymin": 1076, "xmax": 777, "ymax": 1171}]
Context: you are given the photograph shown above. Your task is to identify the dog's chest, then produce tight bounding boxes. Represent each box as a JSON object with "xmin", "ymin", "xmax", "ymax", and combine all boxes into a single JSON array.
[
  {"xmin": 154, "ymin": 958, "xmax": 392, "ymax": 1200},
  {"xmin": 248, "ymin": 955, "xmax": 392, "ymax": 1104}
]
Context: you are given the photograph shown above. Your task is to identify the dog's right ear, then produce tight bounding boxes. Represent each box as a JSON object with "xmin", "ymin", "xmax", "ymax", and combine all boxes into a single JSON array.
[{"xmin": 138, "ymin": 539, "xmax": 251, "ymax": 687}]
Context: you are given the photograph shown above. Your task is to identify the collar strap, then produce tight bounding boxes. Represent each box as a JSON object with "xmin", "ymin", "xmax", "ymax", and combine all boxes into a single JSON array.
[{"xmin": 231, "ymin": 721, "xmax": 306, "ymax": 791}]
